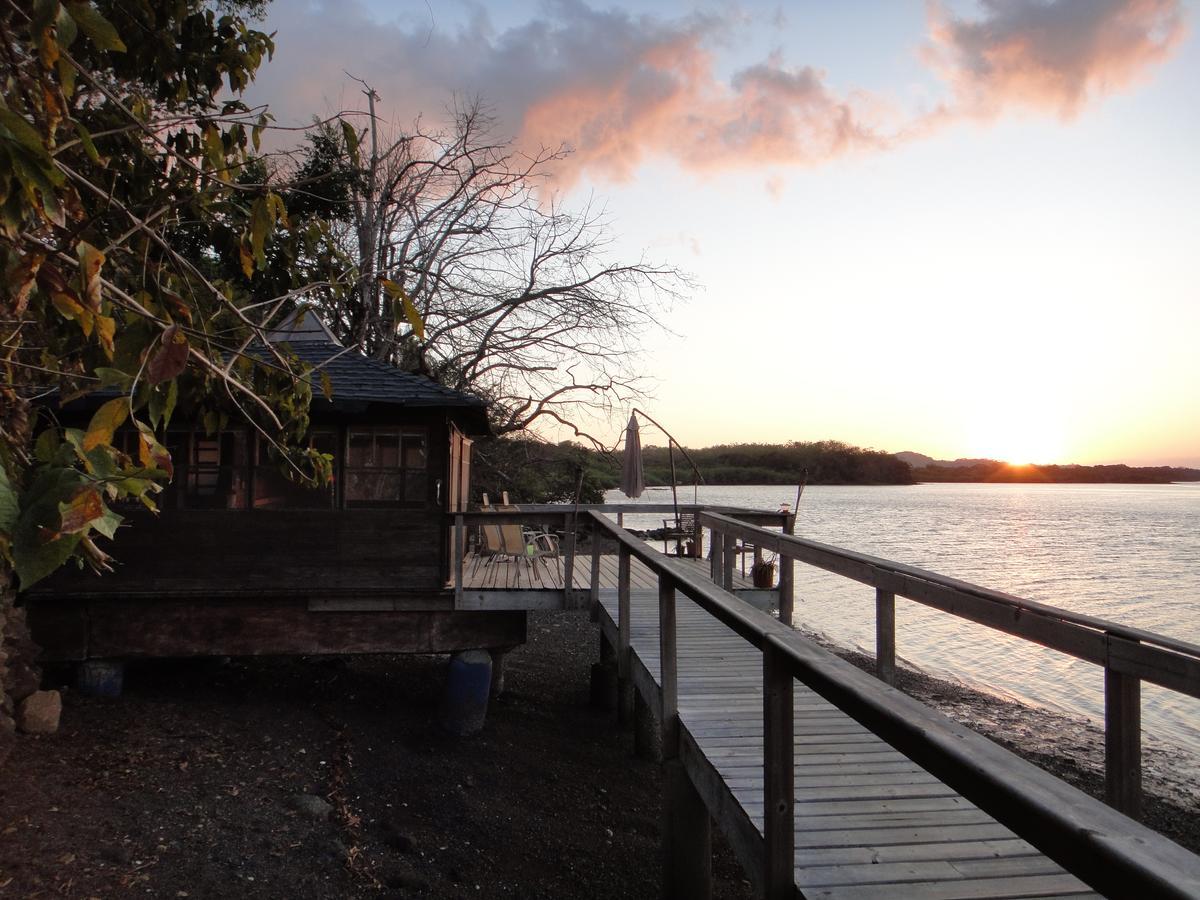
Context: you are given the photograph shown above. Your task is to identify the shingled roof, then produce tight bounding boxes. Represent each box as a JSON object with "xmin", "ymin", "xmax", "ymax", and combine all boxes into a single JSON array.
[{"xmin": 269, "ymin": 310, "xmax": 489, "ymax": 434}]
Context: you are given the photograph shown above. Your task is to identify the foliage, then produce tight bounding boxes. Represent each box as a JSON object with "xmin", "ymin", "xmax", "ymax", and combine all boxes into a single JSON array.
[
  {"xmin": 288, "ymin": 101, "xmax": 685, "ymax": 441},
  {"xmin": 639, "ymin": 441, "xmax": 915, "ymax": 486},
  {"xmin": 472, "ymin": 437, "xmax": 618, "ymax": 505},
  {"xmin": 0, "ymin": 1, "xmax": 343, "ymax": 588},
  {"xmin": 913, "ymin": 461, "xmax": 1200, "ymax": 484}
]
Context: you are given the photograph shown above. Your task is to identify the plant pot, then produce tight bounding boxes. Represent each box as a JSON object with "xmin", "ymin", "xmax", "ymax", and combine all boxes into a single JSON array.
[{"xmin": 751, "ymin": 562, "xmax": 776, "ymax": 588}]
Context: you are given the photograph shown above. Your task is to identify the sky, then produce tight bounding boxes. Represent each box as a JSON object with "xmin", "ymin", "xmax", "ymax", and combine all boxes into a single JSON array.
[{"xmin": 245, "ymin": 0, "xmax": 1200, "ymax": 466}]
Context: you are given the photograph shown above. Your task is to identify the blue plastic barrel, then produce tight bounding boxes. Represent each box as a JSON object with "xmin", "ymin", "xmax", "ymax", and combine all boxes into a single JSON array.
[{"xmin": 440, "ymin": 650, "xmax": 493, "ymax": 736}]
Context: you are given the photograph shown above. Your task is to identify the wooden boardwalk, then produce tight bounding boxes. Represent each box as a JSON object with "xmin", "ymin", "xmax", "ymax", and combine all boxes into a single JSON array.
[{"xmin": 598, "ymin": 590, "xmax": 1099, "ymax": 899}]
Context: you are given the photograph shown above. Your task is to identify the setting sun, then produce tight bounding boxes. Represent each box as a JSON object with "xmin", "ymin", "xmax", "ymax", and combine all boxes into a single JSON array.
[{"xmin": 964, "ymin": 402, "xmax": 1068, "ymax": 466}]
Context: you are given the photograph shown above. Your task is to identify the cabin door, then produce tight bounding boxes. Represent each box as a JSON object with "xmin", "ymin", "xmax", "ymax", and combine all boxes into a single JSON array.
[{"xmin": 445, "ymin": 425, "xmax": 472, "ymax": 584}]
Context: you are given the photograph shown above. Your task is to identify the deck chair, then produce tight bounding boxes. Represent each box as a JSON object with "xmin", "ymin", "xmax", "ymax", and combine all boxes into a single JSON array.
[
  {"xmin": 661, "ymin": 511, "xmax": 697, "ymax": 557},
  {"xmin": 472, "ymin": 495, "xmax": 518, "ymax": 577},
  {"xmin": 498, "ymin": 502, "xmax": 560, "ymax": 586}
]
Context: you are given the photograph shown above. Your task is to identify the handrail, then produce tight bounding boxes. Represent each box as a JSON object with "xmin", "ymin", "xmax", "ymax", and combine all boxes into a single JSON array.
[
  {"xmin": 700, "ymin": 511, "xmax": 1200, "ymax": 661},
  {"xmin": 699, "ymin": 509, "xmax": 1200, "ymax": 820},
  {"xmin": 586, "ymin": 509, "xmax": 1200, "ymax": 899}
]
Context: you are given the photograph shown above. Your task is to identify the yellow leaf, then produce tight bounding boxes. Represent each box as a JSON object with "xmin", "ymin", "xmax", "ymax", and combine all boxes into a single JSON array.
[
  {"xmin": 82, "ymin": 397, "xmax": 128, "ymax": 452},
  {"xmin": 95, "ymin": 314, "xmax": 115, "ymax": 359},
  {"xmin": 239, "ymin": 240, "xmax": 253, "ymax": 279},
  {"xmin": 380, "ymin": 278, "xmax": 425, "ymax": 340},
  {"xmin": 77, "ymin": 241, "xmax": 104, "ymax": 311}
]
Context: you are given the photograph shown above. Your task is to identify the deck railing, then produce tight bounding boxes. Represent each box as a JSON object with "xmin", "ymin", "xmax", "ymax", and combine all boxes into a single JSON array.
[
  {"xmin": 449, "ymin": 503, "xmax": 790, "ymax": 607},
  {"xmin": 587, "ymin": 510, "xmax": 1200, "ymax": 900},
  {"xmin": 699, "ymin": 510, "xmax": 1200, "ymax": 822}
]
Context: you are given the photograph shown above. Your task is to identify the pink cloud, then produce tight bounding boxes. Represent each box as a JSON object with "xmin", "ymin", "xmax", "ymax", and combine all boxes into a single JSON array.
[
  {"xmin": 924, "ymin": 0, "xmax": 1185, "ymax": 119},
  {"xmin": 248, "ymin": 0, "xmax": 1187, "ymax": 188}
]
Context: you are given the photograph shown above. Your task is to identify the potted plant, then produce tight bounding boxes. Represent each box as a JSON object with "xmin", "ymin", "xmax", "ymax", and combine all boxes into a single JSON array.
[{"xmin": 751, "ymin": 553, "xmax": 777, "ymax": 588}]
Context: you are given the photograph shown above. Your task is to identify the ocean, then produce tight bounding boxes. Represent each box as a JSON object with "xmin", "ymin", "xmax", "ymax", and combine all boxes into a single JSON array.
[{"xmin": 603, "ymin": 482, "xmax": 1200, "ymax": 752}]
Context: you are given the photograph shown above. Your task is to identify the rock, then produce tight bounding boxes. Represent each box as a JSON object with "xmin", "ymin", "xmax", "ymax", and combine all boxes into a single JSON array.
[
  {"xmin": 5, "ymin": 660, "xmax": 41, "ymax": 704},
  {"xmin": 289, "ymin": 793, "xmax": 333, "ymax": 820},
  {"xmin": 17, "ymin": 690, "xmax": 62, "ymax": 734}
]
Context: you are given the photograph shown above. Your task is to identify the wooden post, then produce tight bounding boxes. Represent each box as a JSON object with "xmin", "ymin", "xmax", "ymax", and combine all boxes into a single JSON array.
[
  {"xmin": 663, "ymin": 760, "xmax": 712, "ymax": 900},
  {"xmin": 779, "ymin": 515, "xmax": 795, "ymax": 628},
  {"xmin": 691, "ymin": 515, "xmax": 703, "ymax": 559},
  {"xmin": 617, "ymin": 511, "xmax": 624, "ymax": 528},
  {"xmin": 763, "ymin": 636, "xmax": 795, "ymax": 900},
  {"xmin": 590, "ymin": 521, "xmax": 602, "ymax": 606},
  {"xmin": 563, "ymin": 512, "xmax": 577, "ymax": 593},
  {"xmin": 876, "ymin": 588, "xmax": 896, "ymax": 686},
  {"xmin": 722, "ymin": 533, "xmax": 736, "ymax": 592},
  {"xmin": 454, "ymin": 513, "xmax": 465, "ymax": 608},
  {"xmin": 659, "ymin": 577, "xmax": 678, "ymax": 759},
  {"xmin": 710, "ymin": 529, "xmax": 722, "ymax": 583},
  {"xmin": 618, "ymin": 544, "xmax": 633, "ymax": 724},
  {"xmin": 659, "ymin": 576, "xmax": 710, "ymax": 900},
  {"xmin": 1105, "ymin": 664, "xmax": 1142, "ymax": 819}
]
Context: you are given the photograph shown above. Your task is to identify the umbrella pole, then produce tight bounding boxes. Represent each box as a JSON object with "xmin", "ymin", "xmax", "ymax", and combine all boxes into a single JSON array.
[{"xmin": 668, "ymin": 442, "xmax": 680, "ymax": 527}]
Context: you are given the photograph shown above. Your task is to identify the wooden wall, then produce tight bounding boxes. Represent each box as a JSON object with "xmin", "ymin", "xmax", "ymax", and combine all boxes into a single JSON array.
[
  {"xmin": 32, "ymin": 507, "xmax": 444, "ymax": 597},
  {"xmin": 29, "ymin": 596, "xmax": 526, "ymax": 660}
]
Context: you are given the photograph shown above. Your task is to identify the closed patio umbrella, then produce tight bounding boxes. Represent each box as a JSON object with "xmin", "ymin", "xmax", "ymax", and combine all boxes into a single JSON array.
[{"xmin": 620, "ymin": 413, "xmax": 645, "ymax": 499}]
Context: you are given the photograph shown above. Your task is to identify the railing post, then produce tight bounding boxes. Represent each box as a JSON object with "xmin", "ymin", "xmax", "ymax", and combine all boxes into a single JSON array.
[
  {"xmin": 617, "ymin": 511, "xmax": 624, "ymax": 528},
  {"xmin": 618, "ymin": 543, "xmax": 633, "ymax": 724},
  {"xmin": 563, "ymin": 512, "xmax": 577, "ymax": 593},
  {"xmin": 692, "ymin": 515, "xmax": 703, "ymax": 559},
  {"xmin": 710, "ymin": 528, "xmax": 722, "ymax": 583},
  {"xmin": 778, "ymin": 515, "xmax": 795, "ymax": 628},
  {"xmin": 722, "ymin": 533, "xmax": 736, "ymax": 592},
  {"xmin": 659, "ymin": 576, "xmax": 711, "ymax": 899},
  {"xmin": 876, "ymin": 588, "xmax": 896, "ymax": 686},
  {"xmin": 763, "ymin": 635, "xmax": 795, "ymax": 900},
  {"xmin": 590, "ymin": 520, "xmax": 602, "ymax": 607},
  {"xmin": 659, "ymin": 577, "xmax": 678, "ymax": 758},
  {"xmin": 454, "ymin": 513, "xmax": 465, "ymax": 608},
  {"xmin": 1105, "ymin": 659, "xmax": 1142, "ymax": 819}
]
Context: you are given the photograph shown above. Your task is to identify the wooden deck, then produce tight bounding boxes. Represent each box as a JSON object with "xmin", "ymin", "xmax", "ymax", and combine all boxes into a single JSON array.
[
  {"xmin": 597, "ymin": 590, "xmax": 1098, "ymax": 899},
  {"xmin": 462, "ymin": 550, "xmax": 758, "ymax": 592}
]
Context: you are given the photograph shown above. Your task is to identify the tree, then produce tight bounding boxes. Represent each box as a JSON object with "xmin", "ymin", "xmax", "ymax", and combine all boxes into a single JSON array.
[
  {"xmin": 0, "ymin": 1, "xmax": 344, "ymax": 748},
  {"xmin": 290, "ymin": 99, "xmax": 686, "ymax": 442}
]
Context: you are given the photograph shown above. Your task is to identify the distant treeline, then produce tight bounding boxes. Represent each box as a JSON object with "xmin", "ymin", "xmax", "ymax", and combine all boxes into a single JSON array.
[
  {"xmin": 469, "ymin": 437, "xmax": 1198, "ymax": 505},
  {"xmin": 640, "ymin": 441, "xmax": 912, "ymax": 486},
  {"xmin": 914, "ymin": 462, "xmax": 1200, "ymax": 484}
]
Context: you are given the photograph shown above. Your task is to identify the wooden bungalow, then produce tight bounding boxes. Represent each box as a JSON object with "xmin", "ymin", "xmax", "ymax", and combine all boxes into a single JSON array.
[{"xmin": 25, "ymin": 312, "xmax": 527, "ymax": 664}]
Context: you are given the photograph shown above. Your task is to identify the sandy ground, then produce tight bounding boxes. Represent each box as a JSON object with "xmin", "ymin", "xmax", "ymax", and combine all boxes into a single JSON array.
[{"xmin": 0, "ymin": 610, "xmax": 1197, "ymax": 899}]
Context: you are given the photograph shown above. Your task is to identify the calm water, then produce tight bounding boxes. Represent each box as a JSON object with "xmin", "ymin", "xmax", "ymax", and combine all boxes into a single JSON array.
[{"xmin": 604, "ymin": 483, "xmax": 1200, "ymax": 751}]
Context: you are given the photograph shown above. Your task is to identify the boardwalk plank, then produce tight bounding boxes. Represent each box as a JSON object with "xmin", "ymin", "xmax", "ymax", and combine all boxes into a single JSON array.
[{"xmin": 595, "ymin": 590, "xmax": 1095, "ymax": 899}]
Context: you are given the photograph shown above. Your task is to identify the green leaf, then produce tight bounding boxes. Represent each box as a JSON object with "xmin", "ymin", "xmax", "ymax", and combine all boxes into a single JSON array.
[
  {"xmin": 0, "ymin": 107, "xmax": 52, "ymax": 162},
  {"xmin": 10, "ymin": 466, "xmax": 87, "ymax": 589},
  {"xmin": 161, "ymin": 379, "xmax": 178, "ymax": 429},
  {"xmin": 0, "ymin": 466, "xmax": 18, "ymax": 538},
  {"xmin": 82, "ymin": 397, "xmax": 128, "ymax": 451},
  {"xmin": 55, "ymin": 3, "xmax": 78, "ymax": 48},
  {"xmin": 380, "ymin": 278, "xmax": 425, "ymax": 339},
  {"xmin": 74, "ymin": 122, "xmax": 101, "ymax": 164},
  {"xmin": 319, "ymin": 370, "xmax": 333, "ymax": 401},
  {"xmin": 65, "ymin": 2, "xmax": 126, "ymax": 52},
  {"xmin": 14, "ymin": 531, "xmax": 81, "ymax": 589},
  {"xmin": 91, "ymin": 505, "xmax": 123, "ymax": 540},
  {"xmin": 94, "ymin": 366, "xmax": 133, "ymax": 391},
  {"xmin": 34, "ymin": 428, "xmax": 61, "ymax": 464}
]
